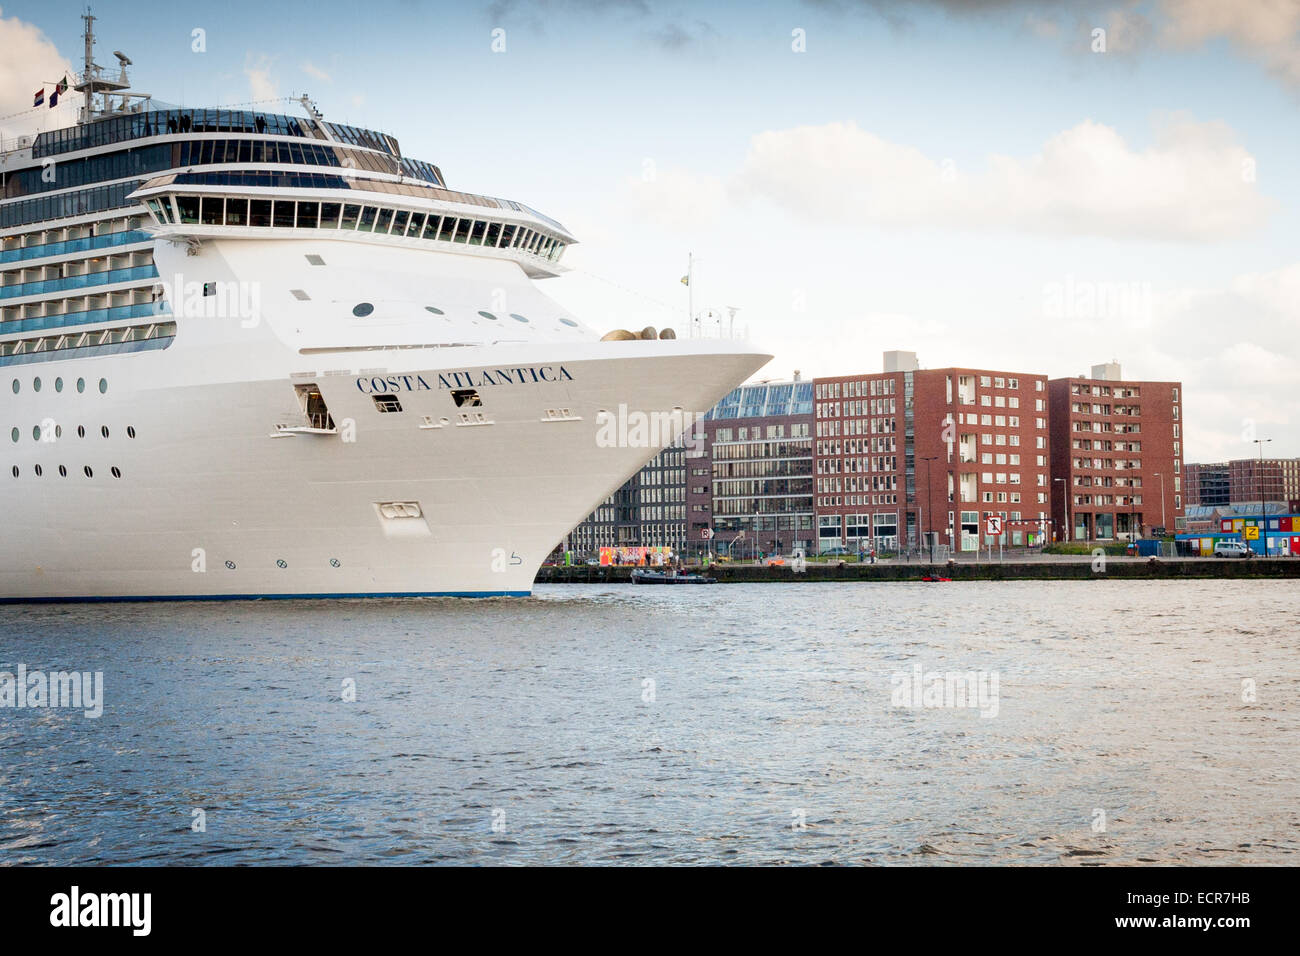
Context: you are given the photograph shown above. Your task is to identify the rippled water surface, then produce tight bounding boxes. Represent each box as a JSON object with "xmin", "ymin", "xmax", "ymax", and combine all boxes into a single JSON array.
[{"xmin": 1, "ymin": 581, "xmax": 1297, "ymax": 865}]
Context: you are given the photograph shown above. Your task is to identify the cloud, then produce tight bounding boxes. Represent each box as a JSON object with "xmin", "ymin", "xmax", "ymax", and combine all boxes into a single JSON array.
[
  {"xmin": 648, "ymin": 19, "xmax": 718, "ymax": 51},
  {"xmin": 300, "ymin": 60, "xmax": 332, "ymax": 83},
  {"xmin": 1158, "ymin": 0, "xmax": 1300, "ymax": 90},
  {"xmin": 0, "ymin": 8, "xmax": 78, "ymax": 139},
  {"xmin": 727, "ymin": 116, "xmax": 1270, "ymax": 240},
  {"xmin": 622, "ymin": 165, "xmax": 729, "ymax": 230},
  {"xmin": 244, "ymin": 53, "xmax": 278, "ymax": 102}
]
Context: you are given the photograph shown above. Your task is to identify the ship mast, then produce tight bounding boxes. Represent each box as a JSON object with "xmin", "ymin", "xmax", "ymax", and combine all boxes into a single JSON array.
[{"xmin": 73, "ymin": 11, "xmax": 152, "ymax": 125}]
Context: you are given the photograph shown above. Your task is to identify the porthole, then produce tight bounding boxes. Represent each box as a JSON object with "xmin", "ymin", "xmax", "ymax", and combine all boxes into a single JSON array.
[
  {"xmin": 55, "ymin": 377, "xmax": 64, "ymax": 392},
  {"xmin": 76, "ymin": 378, "xmax": 85, "ymax": 393},
  {"xmin": 77, "ymin": 425, "xmax": 85, "ymax": 438},
  {"xmin": 98, "ymin": 378, "xmax": 107, "ymax": 394},
  {"xmin": 559, "ymin": 317, "xmax": 579, "ymax": 327},
  {"xmin": 276, "ymin": 559, "xmax": 287, "ymax": 568},
  {"xmin": 127, "ymin": 426, "xmax": 136, "ymax": 439},
  {"xmin": 477, "ymin": 311, "xmax": 498, "ymax": 321},
  {"xmin": 34, "ymin": 464, "xmax": 42, "ymax": 477},
  {"xmin": 33, "ymin": 377, "xmax": 41, "ymax": 392},
  {"xmin": 54, "ymin": 425, "xmax": 62, "ymax": 439},
  {"xmin": 330, "ymin": 558, "xmax": 341, "ymax": 568},
  {"xmin": 31, "ymin": 425, "xmax": 40, "ymax": 441},
  {"xmin": 10, "ymin": 379, "xmax": 18, "ymax": 394},
  {"xmin": 58, "ymin": 465, "xmax": 67, "ymax": 477},
  {"xmin": 83, "ymin": 466, "xmax": 93, "ymax": 478},
  {"xmin": 225, "ymin": 560, "xmax": 236, "ymax": 570},
  {"xmin": 10, "ymin": 466, "xmax": 16, "ymax": 478},
  {"xmin": 352, "ymin": 303, "xmax": 374, "ymax": 317},
  {"xmin": 111, "ymin": 466, "xmax": 121, "ymax": 478},
  {"xmin": 9, "ymin": 428, "xmax": 17, "ymax": 443},
  {"xmin": 101, "ymin": 425, "xmax": 110, "ymax": 438},
  {"xmin": 424, "ymin": 306, "xmax": 444, "ymax": 315},
  {"xmin": 510, "ymin": 313, "xmax": 529, "ymax": 323}
]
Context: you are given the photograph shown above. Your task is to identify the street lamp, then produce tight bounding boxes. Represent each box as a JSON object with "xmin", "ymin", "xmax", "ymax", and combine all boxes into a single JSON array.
[
  {"xmin": 1254, "ymin": 437, "xmax": 1272, "ymax": 556},
  {"xmin": 919, "ymin": 455, "xmax": 938, "ymax": 563},
  {"xmin": 1053, "ymin": 477, "xmax": 1070, "ymax": 542}
]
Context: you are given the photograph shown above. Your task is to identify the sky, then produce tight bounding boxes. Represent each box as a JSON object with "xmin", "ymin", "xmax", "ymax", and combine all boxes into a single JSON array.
[{"xmin": 1, "ymin": 0, "xmax": 1298, "ymax": 461}]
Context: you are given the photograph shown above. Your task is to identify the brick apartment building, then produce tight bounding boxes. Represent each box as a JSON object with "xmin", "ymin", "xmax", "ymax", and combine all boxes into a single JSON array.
[
  {"xmin": 1184, "ymin": 462, "xmax": 1229, "ymax": 507},
  {"xmin": 1047, "ymin": 363, "xmax": 1184, "ymax": 540},
  {"xmin": 686, "ymin": 377, "xmax": 815, "ymax": 557},
  {"xmin": 814, "ymin": 352, "xmax": 1051, "ymax": 554}
]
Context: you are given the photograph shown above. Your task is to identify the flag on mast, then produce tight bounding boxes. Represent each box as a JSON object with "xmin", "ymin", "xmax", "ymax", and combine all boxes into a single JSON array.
[
  {"xmin": 679, "ymin": 275, "xmax": 689, "ymax": 286},
  {"xmin": 33, "ymin": 88, "xmax": 44, "ymax": 107}
]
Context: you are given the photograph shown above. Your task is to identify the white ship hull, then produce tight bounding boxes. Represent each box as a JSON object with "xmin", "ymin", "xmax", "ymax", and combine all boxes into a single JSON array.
[{"xmin": 0, "ymin": 237, "xmax": 770, "ymax": 600}]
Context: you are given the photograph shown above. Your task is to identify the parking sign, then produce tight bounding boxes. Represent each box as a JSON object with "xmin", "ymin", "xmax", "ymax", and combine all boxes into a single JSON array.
[{"xmin": 985, "ymin": 516, "xmax": 1003, "ymax": 536}]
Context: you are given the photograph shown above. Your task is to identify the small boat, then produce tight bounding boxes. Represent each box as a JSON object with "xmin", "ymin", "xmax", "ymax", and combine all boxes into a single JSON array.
[
  {"xmin": 630, "ymin": 568, "xmax": 717, "ymax": 585},
  {"xmin": 919, "ymin": 575, "xmax": 952, "ymax": 582}
]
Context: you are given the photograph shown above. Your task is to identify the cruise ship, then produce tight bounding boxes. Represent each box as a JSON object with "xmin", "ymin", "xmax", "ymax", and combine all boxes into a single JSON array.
[{"xmin": 0, "ymin": 17, "xmax": 770, "ymax": 600}]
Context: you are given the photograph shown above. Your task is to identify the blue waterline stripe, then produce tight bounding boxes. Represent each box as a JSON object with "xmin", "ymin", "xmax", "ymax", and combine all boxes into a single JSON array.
[{"xmin": 0, "ymin": 590, "xmax": 533, "ymax": 604}]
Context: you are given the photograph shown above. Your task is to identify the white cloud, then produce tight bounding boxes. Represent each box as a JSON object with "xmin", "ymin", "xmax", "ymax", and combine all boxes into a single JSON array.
[
  {"xmin": 0, "ymin": 8, "xmax": 77, "ymax": 140},
  {"xmin": 684, "ymin": 116, "xmax": 1273, "ymax": 241},
  {"xmin": 244, "ymin": 53, "xmax": 278, "ymax": 102},
  {"xmin": 1159, "ymin": 0, "xmax": 1300, "ymax": 89},
  {"xmin": 301, "ymin": 60, "xmax": 332, "ymax": 83},
  {"xmin": 621, "ymin": 165, "xmax": 729, "ymax": 231}
]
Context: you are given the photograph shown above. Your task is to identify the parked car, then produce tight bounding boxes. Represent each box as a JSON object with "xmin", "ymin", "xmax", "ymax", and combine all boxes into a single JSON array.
[
  {"xmin": 819, "ymin": 546, "xmax": 850, "ymax": 557},
  {"xmin": 1213, "ymin": 540, "xmax": 1252, "ymax": 559}
]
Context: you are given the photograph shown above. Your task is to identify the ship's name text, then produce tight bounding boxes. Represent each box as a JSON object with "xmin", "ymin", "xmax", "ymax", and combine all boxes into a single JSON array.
[{"xmin": 355, "ymin": 366, "xmax": 574, "ymax": 393}]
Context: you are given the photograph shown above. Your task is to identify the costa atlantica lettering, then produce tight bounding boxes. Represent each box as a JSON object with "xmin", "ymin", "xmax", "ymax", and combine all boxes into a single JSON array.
[
  {"xmin": 49, "ymin": 886, "xmax": 151, "ymax": 936},
  {"xmin": 356, "ymin": 366, "xmax": 573, "ymax": 393}
]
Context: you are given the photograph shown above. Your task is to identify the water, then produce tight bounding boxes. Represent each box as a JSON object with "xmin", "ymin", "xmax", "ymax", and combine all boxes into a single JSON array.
[{"xmin": 1, "ymin": 581, "xmax": 1296, "ymax": 865}]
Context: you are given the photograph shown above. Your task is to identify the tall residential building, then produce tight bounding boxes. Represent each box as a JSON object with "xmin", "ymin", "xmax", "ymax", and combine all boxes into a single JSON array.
[
  {"xmin": 814, "ymin": 354, "xmax": 1051, "ymax": 554},
  {"xmin": 1184, "ymin": 462, "xmax": 1229, "ymax": 507},
  {"xmin": 1226, "ymin": 457, "xmax": 1300, "ymax": 506},
  {"xmin": 1047, "ymin": 364, "xmax": 1184, "ymax": 539},
  {"xmin": 686, "ymin": 377, "xmax": 815, "ymax": 556},
  {"xmin": 562, "ymin": 436, "xmax": 689, "ymax": 556}
]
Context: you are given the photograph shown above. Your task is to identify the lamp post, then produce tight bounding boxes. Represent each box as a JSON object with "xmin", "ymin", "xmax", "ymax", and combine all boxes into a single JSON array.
[
  {"xmin": 919, "ymin": 455, "xmax": 938, "ymax": 563},
  {"xmin": 1254, "ymin": 437, "xmax": 1272, "ymax": 556},
  {"xmin": 1053, "ymin": 477, "xmax": 1070, "ymax": 542}
]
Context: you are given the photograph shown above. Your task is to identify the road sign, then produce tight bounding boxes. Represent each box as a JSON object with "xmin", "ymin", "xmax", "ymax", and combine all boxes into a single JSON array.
[
  {"xmin": 700, "ymin": 528, "xmax": 714, "ymax": 540},
  {"xmin": 985, "ymin": 516, "xmax": 1003, "ymax": 536},
  {"xmin": 1244, "ymin": 526, "xmax": 1260, "ymax": 540}
]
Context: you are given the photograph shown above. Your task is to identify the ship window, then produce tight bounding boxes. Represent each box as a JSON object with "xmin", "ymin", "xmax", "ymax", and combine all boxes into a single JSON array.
[
  {"xmin": 341, "ymin": 204, "xmax": 361, "ymax": 229},
  {"xmin": 76, "ymin": 378, "xmax": 85, "ymax": 393},
  {"xmin": 111, "ymin": 467, "xmax": 121, "ymax": 478},
  {"xmin": 453, "ymin": 218, "xmax": 471, "ymax": 243},
  {"xmin": 249, "ymin": 200, "xmax": 272, "ymax": 227},
  {"xmin": 319, "ymin": 202, "xmax": 342, "ymax": 228},
  {"xmin": 391, "ymin": 210, "xmax": 409, "ymax": 234},
  {"xmin": 101, "ymin": 425, "xmax": 110, "ymax": 438},
  {"xmin": 99, "ymin": 378, "xmax": 108, "ymax": 394},
  {"xmin": 499, "ymin": 224, "xmax": 517, "ymax": 247},
  {"xmin": 177, "ymin": 196, "xmax": 200, "ymax": 224},
  {"xmin": 423, "ymin": 216, "xmax": 442, "ymax": 240},
  {"xmin": 374, "ymin": 208, "xmax": 394, "ymax": 233},
  {"xmin": 226, "ymin": 198, "xmax": 248, "ymax": 226},
  {"xmin": 34, "ymin": 464, "xmax": 42, "ymax": 477},
  {"xmin": 273, "ymin": 201, "xmax": 296, "ymax": 228},
  {"xmin": 200, "ymin": 197, "xmax": 224, "ymax": 225},
  {"xmin": 559, "ymin": 317, "xmax": 578, "ymax": 327},
  {"xmin": 127, "ymin": 426, "xmax": 136, "ymax": 438},
  {"xmin": 297, "ymin": 202, "xmax": 320, "ymax": 228},
  {"xmin": 406, "ymin": 213, "xmax": 425, "ymax": 237},
  {"xmin": 437, "ymin": 217, "xmax": 457, "ymax": 241},
  {"xmin": 58, "ymin": 465, "xmax": 67, "ymax": 477},
  {"xmin": 424, "ymin": 306, "xmax": 444, "ymax": 315},
  {"xmin": 78, "ymin": 425, "xmax": 85, "ymax": 438},
  {"xmin": 32, "ymin": 377, "xmax": 41, "ymax": 392},
  {"xmin": 9, "ymin": 427, "xmax": 17, "ymax": 443},
  {"xmin": 84, "ymin": 466, "xmax": 93, "ymax": 478},
  {"xmin": 468, "ymin": 220, "xmax": 487, "ymax": 246},
  {"xmin": 477, "ymin": 311, "xmax": 498, "ymax": 321},
  {"xmin": 510, "ymin": 313, "xmax": 529, "ymax": 323},
  {"xmin": 372, "ymin": 394, "xmax": 403, "ymax": 413},
  {"xmin": 10, "ymin": 379, "xmax": 17, "ymax": 394},
  {"xmin": 352, "ymin": 303, "xmax": 374, "ymax": 317},
  {"xmin": 485, "ymin": 222, "xmax": 502, "ymax": 246},
  {"xmin": 451, "ymin": 389, "xmax": 481, "ymax": 408},
  {"xmin": 357, "ymin": 206, "xmax": 377, "ymax": 232}
]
